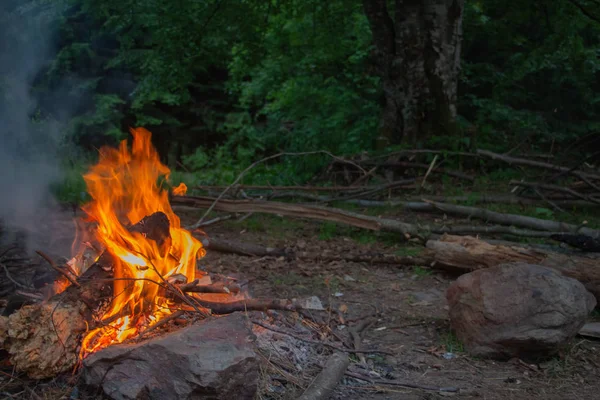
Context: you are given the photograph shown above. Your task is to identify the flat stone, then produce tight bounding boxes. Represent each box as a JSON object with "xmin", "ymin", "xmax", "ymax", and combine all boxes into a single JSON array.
[
  {"xmin": 83, "ymin": 313, "xmax": 259, "ymax": 400},
  {"xmin": 579, "ymin": 322, "xmax": 600, "ymax": 339},
  {"xmin": 295, "ymin": 296, "xmax": 324, "ymax": 310},
  {"xmin": 447, "ymin": 263, "xmax": 596, "ymax": 359}
]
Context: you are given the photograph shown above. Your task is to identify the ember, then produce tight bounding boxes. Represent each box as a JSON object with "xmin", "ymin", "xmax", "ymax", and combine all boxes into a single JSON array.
[{"xmin": 74, "ymin": 127, "xmax": 206, "ymax": 357}]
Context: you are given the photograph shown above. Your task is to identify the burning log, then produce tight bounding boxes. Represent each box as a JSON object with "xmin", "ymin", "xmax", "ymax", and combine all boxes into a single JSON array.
[
  {"xmin": 0, "ymin": 251, "xmax": 115, "ymax": 378},
  {"xmin": 0, "ymin": 212, "xmax": 173, "ymax": 379}
]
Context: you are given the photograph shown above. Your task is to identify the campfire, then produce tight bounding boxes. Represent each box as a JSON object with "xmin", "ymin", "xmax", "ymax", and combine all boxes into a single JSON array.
[
  {"xmin": 72, "ymin": 127, "xmax": 208, "ymax": 356},
  {"xmin": 0, "ymin": 128, "xmax": 303, "ymax": 384}
]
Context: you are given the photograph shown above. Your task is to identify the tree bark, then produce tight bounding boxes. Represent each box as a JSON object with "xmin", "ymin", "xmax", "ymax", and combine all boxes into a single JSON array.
[{"xmin": 363, "ymin": 0, "xmax": 464, "ymax": 146}]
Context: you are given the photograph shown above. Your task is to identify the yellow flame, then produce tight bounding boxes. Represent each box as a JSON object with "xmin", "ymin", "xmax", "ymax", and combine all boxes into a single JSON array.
[{"xmin": 78, "ymin": 128, "xmax": 205, "ymax": 357}]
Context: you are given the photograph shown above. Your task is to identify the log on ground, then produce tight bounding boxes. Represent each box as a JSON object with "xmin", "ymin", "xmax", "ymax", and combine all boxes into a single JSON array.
[
  {"xmin": 425, "ymin": 234, "xmax": 600, "ymax": 301},
  {"xmin": 0, "ymin": 212, "xmax": 172, "ymax": 378}
]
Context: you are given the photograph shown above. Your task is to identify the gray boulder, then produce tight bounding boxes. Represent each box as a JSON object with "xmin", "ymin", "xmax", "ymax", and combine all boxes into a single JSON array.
[
  {"xmin": 447, "ymin": 262, "xmax": 596, "ymax": 359},
  {"xmin": 83, "ymin": 313, "xmax": 259, "ymax": 400}
]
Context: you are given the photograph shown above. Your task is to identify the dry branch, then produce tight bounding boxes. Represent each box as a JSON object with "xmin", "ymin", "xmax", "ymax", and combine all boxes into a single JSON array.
[
  {"xmin": 197, "ymin": 183, "xmax": 411, "ymax": 192},
  {"xmin": 185, "ymin": 298, "xmax": 301, "ymax": 314},
  {"xmin": 477, "ymin": 149, "xmax": 600, "ymax": 182},
  {"xmin": 509, "ymin": 180, "xmax": 600, "ymax": 205},
  {"xmin": 421, "ymin": 199, "xmax": 600, "ymax": 237},
  {"xmin": 425, "ymin": 235, "xmax": 600, "ymax": 300},
  {"xmin": 190, "ymin": 150, "xmax": 368, "ymax": 227},
  {"xmin": 178, "ymin": 280, "xmax": 241, "ymax": 294},
  {"xmin": 178, "ymin": 196, "xmax": 594, "ymax": 243},
  {"xmin": 363, "ymin": 161, "xmax": 475, "ymax": 181},
  {"xmin": 176, "ymin": 196, "xmax": 416, "ymax": 235},
  {"xmin": 297, "ymin": 352, "xmax": 349, "ymax": 400},
  {"xmin": 268, "ymin": 193, "xmax": 595, "ymax": 208}
]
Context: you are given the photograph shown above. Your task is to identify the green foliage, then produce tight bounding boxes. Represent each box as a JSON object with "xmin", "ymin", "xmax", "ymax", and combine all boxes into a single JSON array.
[
  {"xmin": 440, "ymin": 331, "xmax": 465, "ymax": 353},
  {"xmin": 50, "ymin": 163, "xmax": 89, "ymax": 204},
  {"xmin": 411, "ymin": 266, "xmax": 433, "ymax": 278},
  {"xmin": 319, "ymin": 222, "xmax": 338, "ymax": 241},
  {"xmin": 226, "ymin": 0, "xmax": 380, "ymax": 156},
  {"xmin": 7, "ymin": 0, "xmax": 600, "ymax": 192},
  {"xmin": 461, "ymin": 0, "xmax": 600, "ymax": 151}
]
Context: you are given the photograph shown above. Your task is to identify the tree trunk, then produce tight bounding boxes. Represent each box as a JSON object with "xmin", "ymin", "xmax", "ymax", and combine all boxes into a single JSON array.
[{"xmin": 363, "ymin": 0, "xmax": 464, "ymax": 146}]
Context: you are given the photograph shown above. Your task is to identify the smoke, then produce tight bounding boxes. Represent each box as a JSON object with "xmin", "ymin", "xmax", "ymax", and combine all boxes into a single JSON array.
[{"xmin": 0, "ymin": 2, "xmax": 72, "ymax": 254}]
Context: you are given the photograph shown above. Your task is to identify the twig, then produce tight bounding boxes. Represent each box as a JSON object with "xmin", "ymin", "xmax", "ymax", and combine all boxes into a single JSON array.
[
  {"xmin": 187, "ymin": 298, "xmax": 299, "ymax": 314},
  {"xmin": 477, "ymin": 149, "xmax": 600, "ymax": 182},
  {"xmin": 192, "ymin": 214, "xmax": 232, "ymax": 227},
  {"xmin": 421, "ymin": 199, "xmax": 600, "ymax": 237},
  {"xmin": 364, "ymin": 161, "xmax": 474, "ymax": 181},
  {"xmin": 197, "ymin": 184, "xmax": 395, "ymax": 192},
  {"xmin": 35, "ymin": 250, "xmax": 80, "ymax": 288},
  {"xmin": 420, "ymin": 155, "xmax": 438, "ymax": 190},
  {"xmin": 344, "ymin": 370, "xmax": 459, "ymax": 392},
  {"xmin": 191, "ymin": 151, "xmax": 367, "ymax": 227},
  {"xmin": 252, "ymin": 320, "xmax": 393, "ymax": 355},
  {"xmin": 137, "ymin": 310, "xmax": 185, "ymax": 339},
  {"xmin": 0, "ymin": 245, "xmax": 17, "ymax": 260},
  {"xmin": 297, "ymin": 352, "xmax": 349, "ymax": 400},
  {"xmin": 510, "ymin": 180, "xmax": 600, "ymax": 206},
  {"xmin": 178, "ymin": 281, "xmax": 241, "ymax": 294},
  {"xmin": 532, "ymin": 186, "xmax": 566, "ymax": 213},
  {"xmin": 316, "ymin": 178, "xmax": 416, "ymax": 204},
  {"xmin": 1, "ymin": 263, "xmax": 30, "ymax": 289},
  {"xmin": 349, "ymin": 317, "xmax": 376, "ymax": 365}
]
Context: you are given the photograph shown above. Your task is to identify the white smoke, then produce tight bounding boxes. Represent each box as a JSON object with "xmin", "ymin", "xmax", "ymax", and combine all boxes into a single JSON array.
[{"xmin": 0, "ymin": 2, "xmax": 72, "ymax": 254}]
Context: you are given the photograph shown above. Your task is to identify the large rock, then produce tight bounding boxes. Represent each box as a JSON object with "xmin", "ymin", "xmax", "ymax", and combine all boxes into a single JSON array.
[
  {"xmin": 83, "ymin": 313, "xmax": 259, "ymax": 400},
  {"xmin": 447, "ymin": 263, "xmax": 596, "ymax": 359}
]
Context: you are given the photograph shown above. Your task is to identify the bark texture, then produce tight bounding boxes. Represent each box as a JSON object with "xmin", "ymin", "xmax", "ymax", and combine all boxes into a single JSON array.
[{"xmin": 363, "ymin": 0, "xmax": 464, "ymax": 145}]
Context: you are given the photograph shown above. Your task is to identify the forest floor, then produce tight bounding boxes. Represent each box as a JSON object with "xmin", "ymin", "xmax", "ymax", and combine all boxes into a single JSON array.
[
  {"xmin": 179, "ymin": 206, "xmax": 600, "ymax": 400},
  {"xmin": 1, "ymin": 195, "xmax": 600, "ymax": 399}
]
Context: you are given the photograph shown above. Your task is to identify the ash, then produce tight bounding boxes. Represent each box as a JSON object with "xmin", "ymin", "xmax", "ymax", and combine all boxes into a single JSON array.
[{"xmin": 252, "ymin": 311, "xmax": 330, "ymax": 399}]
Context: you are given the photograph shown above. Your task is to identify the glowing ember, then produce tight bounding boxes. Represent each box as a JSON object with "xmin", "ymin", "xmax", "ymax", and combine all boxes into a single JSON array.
[{"xmin": 77, "ymin": 127, "xmax": 205, "ymax": 357}]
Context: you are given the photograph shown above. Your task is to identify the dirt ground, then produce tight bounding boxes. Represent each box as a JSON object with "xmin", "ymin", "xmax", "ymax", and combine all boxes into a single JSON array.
[
  {"xmin": 1, "ymin": 206, "xmax": 600, "ymax": 399},
  {"xmin": 181, "ymin": 208, "xmax": 600, "ymax": 400}
]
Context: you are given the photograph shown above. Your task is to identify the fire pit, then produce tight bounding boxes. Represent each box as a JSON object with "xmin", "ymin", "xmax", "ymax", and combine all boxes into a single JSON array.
[{"xmin": 0, "ymin": 128, "xmax": 308, "ymax": 399}]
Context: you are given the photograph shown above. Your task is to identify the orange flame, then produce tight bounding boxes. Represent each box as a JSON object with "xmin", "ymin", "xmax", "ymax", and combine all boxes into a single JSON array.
[{"xmin": 78, "ymin": 128, "xmax": 205, "ymax": 356}]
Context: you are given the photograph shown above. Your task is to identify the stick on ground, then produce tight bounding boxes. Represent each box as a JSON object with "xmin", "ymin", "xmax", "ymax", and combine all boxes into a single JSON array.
[{"xmin": 297, "ymin": 352, "xmax": 349, "ymax": 400}]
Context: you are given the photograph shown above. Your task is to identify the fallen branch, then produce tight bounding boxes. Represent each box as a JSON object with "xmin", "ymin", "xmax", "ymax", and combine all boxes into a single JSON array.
[
  {"xmin": 477, "ymin": 149, "xmax": 600, "ymax": 182},
  {"xmin": 197, "ymin": 182, "xmax": 412, "ymax": 193},
  {"xmin": 297, "ymin": 352, "xmax": 349, "ymax": 400},
  {"xmin": 364, "ymin": 161, "xmax": 474, "ymax": 181},
  {"xmin": 185, "ymin": 298, "xmax": 300, "ymax": 314},
  {"xmin": 421, "ymin": 199, "xmax": 600, "ymax": 237},
  {"xmin": 190, "ymin": 150, "xmax": 367, "ymax": 227},
  {"xmin": 509, "ymin": 180, "xmax": 600, "ymax": 205},
  {"xmin": 425, "ymin": 235, "xmax": 600, "ymax": 300},
  {"xmin": 268, "ymin": 193, "xmax": 596, "ymax": 208},
  {"xmin": 178, "ymin": 196, "xmax": 596, "ymax": 243},
  {"xmin": 176, "ymin": 196, "xmax": 416, "ymax": 236}
]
